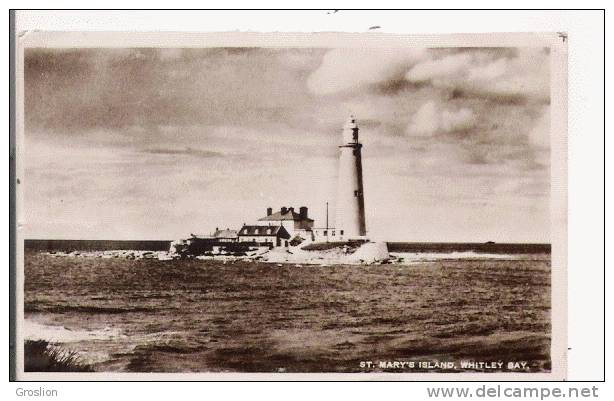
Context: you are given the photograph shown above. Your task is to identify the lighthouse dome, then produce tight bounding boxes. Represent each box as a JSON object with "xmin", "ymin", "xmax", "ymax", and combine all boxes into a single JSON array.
[{"xmin": 344, "ymin": 115, "xmax": 358, "ymax": 129}]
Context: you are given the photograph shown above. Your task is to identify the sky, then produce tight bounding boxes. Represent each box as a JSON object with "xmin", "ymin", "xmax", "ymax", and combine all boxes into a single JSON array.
[{"xmin": 23, "ymin": 46, "xmax": 551, "ymax": 242}]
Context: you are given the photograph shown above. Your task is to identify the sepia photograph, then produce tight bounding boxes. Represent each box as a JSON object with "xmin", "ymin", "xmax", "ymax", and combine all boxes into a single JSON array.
[{"xmin": 13, "ymin": 30, "xmax": 568, "ymax": 380}]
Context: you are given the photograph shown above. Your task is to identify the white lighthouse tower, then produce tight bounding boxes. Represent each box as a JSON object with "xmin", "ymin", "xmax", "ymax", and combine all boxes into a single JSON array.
[{"xmin": 336, "ymin": 115, "xmax": 367, "ymax": 240}]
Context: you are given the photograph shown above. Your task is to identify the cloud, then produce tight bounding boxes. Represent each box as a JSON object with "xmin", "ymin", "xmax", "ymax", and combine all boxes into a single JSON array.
[
  {"xmin": 24, "ymin": 48, "xmax": 322, "ymax": 133},
  {"xmin": 23, "ymin": 46, "xmax": 551, "ymax": 242},
  {"xmin": 406, "ymin": 100, "xmax": 476, "ymax": 136},
  {"xmin": 157, "ymin": 48, "xmax": 185, "ymax": 61},
  {"xmin": 405, "ymin": 48, "xmax": 550, "ymax": 101},
  {"xmin": 140, "ymin": 147, "xmax": 223, "ymax": 158},
  {"xmin": 405, "ymin": 53, "xmax": 475, "ymax": 82},
  {"xmin": 528, "ymin": 106, "xmax": 550, "ymax": 149},
  {"xmin": 307, "ymin": 48, "xmax": 426, "ymax": 95}
]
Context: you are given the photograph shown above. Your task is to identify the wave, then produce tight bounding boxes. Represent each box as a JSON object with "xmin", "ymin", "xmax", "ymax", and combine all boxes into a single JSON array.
[
  {"xmin": 389, "ymin": 251, "xmax": 543, "ymax": 263},
  {"xmin": 24, "ymin": 319, "xmax": 124, "ymax": 343}
]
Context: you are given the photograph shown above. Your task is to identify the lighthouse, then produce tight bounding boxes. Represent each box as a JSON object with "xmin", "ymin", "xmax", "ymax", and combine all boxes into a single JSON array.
[{"xmin": 336, "ymin": 115, "xmax": 367, "ymax": 239}]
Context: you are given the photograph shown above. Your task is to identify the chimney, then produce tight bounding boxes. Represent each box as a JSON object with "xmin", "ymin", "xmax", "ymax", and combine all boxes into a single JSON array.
[
  {"xmin": 281, "ymin": 206, "xmax": 288, "ymax": 214},
  {"xmin": 299, "ymin": 206, "xmax": 308, "ymax": 219},
  {"xmin": 266, "ymin": 207, "xmax": 272, "ymax": 216}
]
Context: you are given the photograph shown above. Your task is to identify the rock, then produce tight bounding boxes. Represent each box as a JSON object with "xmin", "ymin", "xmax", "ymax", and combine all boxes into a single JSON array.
[
  {"xmin": 169, "ymin": 239, "xmax": 189, "ymax": 255},
  {"xmin": 346, "ymin": 242, "xmax": 389, "ymax": 264}
]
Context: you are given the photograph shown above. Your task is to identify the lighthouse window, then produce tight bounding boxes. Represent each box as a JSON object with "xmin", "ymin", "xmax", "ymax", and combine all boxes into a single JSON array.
[
  {"xmin": 323, "ymin": 230, "xmax": 328, "ymax": 236},
  {"xmin": 340, "ymin": 230, "xmax": 344, "ymax": 235}
]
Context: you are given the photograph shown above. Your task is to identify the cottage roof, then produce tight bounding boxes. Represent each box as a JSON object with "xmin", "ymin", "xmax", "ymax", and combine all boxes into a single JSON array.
[
  {"xmin": 189, "ymin": 233, "xmax": 213, "ymax": 239},
  {"xmin": 238, "ymin": 225, "xmax": 291, "ymax": 239},
  {"xmin": 213, "ymin": 229, "xmax": 238, "ymax": 239},
  {"xmin": 258, "ymin": 209, "xmax": 314, "ymax": 222}
]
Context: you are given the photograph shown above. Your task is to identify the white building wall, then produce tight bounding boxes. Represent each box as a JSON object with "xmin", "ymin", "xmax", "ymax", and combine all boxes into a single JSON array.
[
  {"xmin": 312, "ymin": 227, "xmax": 345, "ymax": 242},
  {"xmin": 238, "ymin": 236, "xmax": 275, "ymax": 243},
  {"xmin": 238, "ymin": 235, "xmax": 289, "ymax": 247}
]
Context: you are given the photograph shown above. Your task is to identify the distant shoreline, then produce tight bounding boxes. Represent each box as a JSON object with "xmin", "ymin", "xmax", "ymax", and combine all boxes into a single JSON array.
[{"xmin": 24, "ymin": 239, "xmax": 551, "ymax": 254}]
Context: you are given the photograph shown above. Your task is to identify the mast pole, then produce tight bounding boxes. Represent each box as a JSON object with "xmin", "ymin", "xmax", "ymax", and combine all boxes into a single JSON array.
[{"xmin": 326, "ymin": 201, "xmax": 329, "ymax": 243}]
